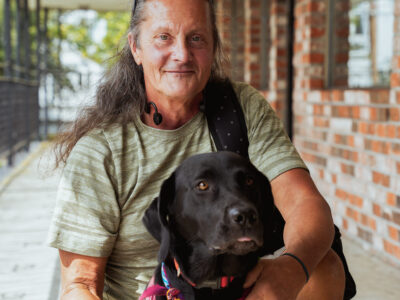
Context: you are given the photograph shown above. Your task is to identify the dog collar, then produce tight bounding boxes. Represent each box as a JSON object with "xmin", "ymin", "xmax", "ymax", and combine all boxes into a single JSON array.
[
  {"xmin": 173, "ymin": 258, "xmax": 236, "ymax": 290},
  {"xmin": 173, "ymin": 258, "xmax": 197, "ymax": 287}
]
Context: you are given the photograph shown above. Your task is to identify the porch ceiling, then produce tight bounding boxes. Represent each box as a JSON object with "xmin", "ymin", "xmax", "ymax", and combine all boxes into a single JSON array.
[{"xmin": 28, "ymin": 0, "xmax": 133, "ymax": 12}]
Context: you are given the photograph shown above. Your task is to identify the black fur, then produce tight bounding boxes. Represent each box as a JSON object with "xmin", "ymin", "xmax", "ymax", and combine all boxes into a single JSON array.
[{"xmin": 142, "ymin": 152, "xmax": 285, "ymax": 299}]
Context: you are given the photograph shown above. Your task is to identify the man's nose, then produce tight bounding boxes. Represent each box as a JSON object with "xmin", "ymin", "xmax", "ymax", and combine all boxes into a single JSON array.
[{"xmin": 171, "ymin": 38, "xmax": 191, "ymax": 62}]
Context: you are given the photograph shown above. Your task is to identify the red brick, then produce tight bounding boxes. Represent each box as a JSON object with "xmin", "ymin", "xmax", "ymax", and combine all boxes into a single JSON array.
[
  {"xmin": 390, "ymin": 108, "xmax": 400, "ymax": 121},
  {"xmin": 373, "ymin": 203, "xmax": 381, "ymax": 217},
  {"xmin": 308, "ymin": 78, "xmax": 324, "ymax": 89},
  {"xmin": 349, "ymin": 194, "xmax": 363, "ymax": 208},
  {"xmin": 387, "ymin": 125, "xmax": 396, "ymax": 138},
  {"xmin": 332, "ymin": 90, "xmax": 344, "ymax": 102},
  {"xmin": 302, "ymin": 53, "xmax": 324, "ymax": 64},
  {"xmin": 369, "ymin": 218, "xmax": 377, "ymax": 231},
  {"xmin": 347, "ymin": 136, "xmax": 355, "ymax": 147},
  {"xmin": 372, "ymin": 171, "xmax": 390, "ymax": 187},
  {"xmin": 310, "ymin": 27, "xmax": 325, "ymax": 38},
  {"xmin": 377, "ymin": 124, "xmax": 386, "ymax": 137},
  {"xmin": 352, "ymin": 106, "xmax": 360, "ymax": 119},
  {"xmin": 387, "ymin": 193, "xmax": 396, "ymax": 206},
  {"xmin": 359, "ymin": 122, "xmax": 368, "ymax": 134},
  {"xmin": 370, "ymin": 90, "xmax": 390, "ymax": 104},
  {"xmin": 336, "ymin": 27, "xmax": 349, "ymax": 38},
  {"xmin": 336, "ymin": 188, "xmax": 347, "ymax": 200},
  {"xmin": 343, "ymin": 218, "xmax": 348, "ymax": 230},
  {"xmin": 389, "ymin": 226, "xmax": 399, "ymax": 241},
  {"xmin": 335, "ymin": 53, "xmax": 348, "ymax": 64},
  {"xmin": 346, "ymin": 207, "xmax": 360, "ymax": 222},
  {"xmin": 314, "ymin": 117, "xmax": 329, "ymax": 127},
  {"xmin": 391, "ymin": 72, "xmax": 400, "ymax": 87},
  {"xmin": 332, "ymin": 174, "xmax": 337, "ymax": 184},
  {"xmin": 383, "ymin": 240, "xmax": 400, "ymax": 259}
]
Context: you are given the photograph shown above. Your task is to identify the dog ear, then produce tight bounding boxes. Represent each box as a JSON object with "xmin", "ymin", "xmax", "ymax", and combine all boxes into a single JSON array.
[
  {"xmin": 157, "ymin": 172, "xmax": 176, "ymax": 262},
  {"xmin": 142, "ymin": 197, "xmax": 162, "ymax": 242}
]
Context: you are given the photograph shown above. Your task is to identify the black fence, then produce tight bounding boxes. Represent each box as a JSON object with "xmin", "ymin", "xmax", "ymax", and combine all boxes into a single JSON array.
[{"xmin": 0, "ymin": 80, "xmax": 39, "ymax": 165}]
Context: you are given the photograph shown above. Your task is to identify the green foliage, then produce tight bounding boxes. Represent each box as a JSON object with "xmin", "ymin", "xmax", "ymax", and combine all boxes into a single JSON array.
[
  {"xmin": 0, "ymin": 3, "xmax": 130, "ymax": 88},
  {"xmin": 59, "ymin": 10, "xmax": 130, "ymax": 65}
]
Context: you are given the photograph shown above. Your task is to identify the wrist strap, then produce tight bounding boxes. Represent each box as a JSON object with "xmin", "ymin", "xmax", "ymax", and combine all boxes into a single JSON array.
[{"xmin": 282, "ymin": 252, "xmax": 309, "ymax": 283}]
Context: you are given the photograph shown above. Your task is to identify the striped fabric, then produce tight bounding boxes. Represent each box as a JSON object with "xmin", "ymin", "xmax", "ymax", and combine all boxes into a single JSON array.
[{"xmin": 47, "ymin": 81, "xmax": 307, "ymax": 299}]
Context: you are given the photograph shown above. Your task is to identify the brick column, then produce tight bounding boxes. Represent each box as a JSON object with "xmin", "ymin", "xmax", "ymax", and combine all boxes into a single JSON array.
[
  {"xmin": 215, "ymin": 0, "xmax": 233, "ymax": 71},
  {"xmin": 293, "ymin": 0, "xmax": 327, "ymax": 90},
  {"xmin": 244, "ymin": 0, "xmax": 262, "ymax": 89},
  {"xmin": 267, "ymin": 0, "xmax": 289, "ymax": 117},
  {"xmin": 331, "ymin": 0, "xmax": 349, "ymax": 87},
  {"xmin": 384, "ymin": 0, "xmax": 400, "ymax": 262}
]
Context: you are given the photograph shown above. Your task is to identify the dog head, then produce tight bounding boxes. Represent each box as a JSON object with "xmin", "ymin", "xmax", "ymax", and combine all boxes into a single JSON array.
[{"xmin": 143, "ymin": 152, "xmax": 282, "ymax": 283}]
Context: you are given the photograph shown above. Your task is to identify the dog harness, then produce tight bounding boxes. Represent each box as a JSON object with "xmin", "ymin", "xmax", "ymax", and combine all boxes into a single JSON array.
[
  {"xmin": 140, "ymin": 260, "xmax": 252, "ymax": 300},
  {"xmin": 139, "ymin": 262, "xmax": 184, "ymax": 300}
]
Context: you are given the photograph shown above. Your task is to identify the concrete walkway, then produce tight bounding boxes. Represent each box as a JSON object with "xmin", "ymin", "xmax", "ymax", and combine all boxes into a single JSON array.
[
  {"xmin": 0, "ymin": 142, "xmax": 399, "ymax": 300},
  {"xmin": 0, "ymin": 143, "xmax": 60, "ymax": 300}
]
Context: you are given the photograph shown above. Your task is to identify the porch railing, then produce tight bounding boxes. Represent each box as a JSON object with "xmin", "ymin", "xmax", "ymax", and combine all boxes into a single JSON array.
[{"xmin": 0, "ymin": 79, "xmax": 39, "ymax": 165}]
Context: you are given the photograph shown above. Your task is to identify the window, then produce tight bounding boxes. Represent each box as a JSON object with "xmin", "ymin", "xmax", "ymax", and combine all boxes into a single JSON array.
[{"xmin": 348, "ymin": 0, "xmax": 394, "ymax": 87}]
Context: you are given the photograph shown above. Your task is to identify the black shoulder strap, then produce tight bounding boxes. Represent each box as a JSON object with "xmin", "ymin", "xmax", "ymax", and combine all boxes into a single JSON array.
[{"xmin": 204, "ymin": 79, "xmax": 249, "ymax": 158}]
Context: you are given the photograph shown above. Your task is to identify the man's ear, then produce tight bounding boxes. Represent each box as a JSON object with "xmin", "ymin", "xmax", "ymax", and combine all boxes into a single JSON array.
[
  {"xmin": 157, "ymin": 173, "xmax": 176, "ymax": 262},
  {"xmin": 127, "ymin": 32, "xmax": 142, "ymax": 65}
]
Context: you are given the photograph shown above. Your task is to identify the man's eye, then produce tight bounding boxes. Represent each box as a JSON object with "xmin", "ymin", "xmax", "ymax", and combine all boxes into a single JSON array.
[
  {"xmin": 197, "ymin": 181, "xmax": 209, "ymax": 191},
  {"xmin": 191, "ymin": 35, "xmax": 201, "ymax": 42},
  {"xmin": 159, "ymin": 34, "xmax": 169, "ymax": 40}
]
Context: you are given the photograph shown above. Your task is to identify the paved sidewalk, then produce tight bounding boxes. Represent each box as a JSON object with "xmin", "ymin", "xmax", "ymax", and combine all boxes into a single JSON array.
[
  {"xmin": 0, "ymin": 143, "xmax": 60, "ymax": 300},
  {"xmin": 0, "ymin": 143, "xmax": 399, "ymax": 300}
]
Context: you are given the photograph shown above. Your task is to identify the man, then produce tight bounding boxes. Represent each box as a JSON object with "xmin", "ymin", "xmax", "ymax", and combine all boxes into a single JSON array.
[{"xmin": 48, "ymin": 0, "xmax": 345, "ymax": 299}]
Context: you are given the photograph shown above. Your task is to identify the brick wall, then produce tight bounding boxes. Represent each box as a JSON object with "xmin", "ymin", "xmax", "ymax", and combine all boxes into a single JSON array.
[
  {"xmin": 292, "ymin": 0, "xmax": 400, "ymax": 265},
  {"xmin": 215, "ymin": 0, "xmax": 400, "ymax": 266},
  {"xmin": 216, "ymin": 0, "xmax": 289, "ymax": 118}
]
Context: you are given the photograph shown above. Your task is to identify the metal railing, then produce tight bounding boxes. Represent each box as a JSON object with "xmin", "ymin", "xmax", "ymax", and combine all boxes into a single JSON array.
[{"xmin": 0, "ymin": 78, "xmax": 39, "ymax": 166}]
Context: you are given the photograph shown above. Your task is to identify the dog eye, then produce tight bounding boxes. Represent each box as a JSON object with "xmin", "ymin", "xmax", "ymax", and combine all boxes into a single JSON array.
[
  {"xmin": 245, "ymin": 177, "xmax": 254, "ymax": 186},
  {"xmin": 197, "ymin": 181, "xmax": 209, "ymax": 191}
]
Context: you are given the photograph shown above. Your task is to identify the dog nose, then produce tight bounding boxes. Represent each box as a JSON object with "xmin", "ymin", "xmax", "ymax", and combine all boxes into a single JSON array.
[{"xmin": 229, "ymin": 207, "xmax": 258, "ymax": 227}]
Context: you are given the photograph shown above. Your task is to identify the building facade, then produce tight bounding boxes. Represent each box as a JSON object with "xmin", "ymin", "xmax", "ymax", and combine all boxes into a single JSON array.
[{"xmin": 215, "ymin": 0, "xmax": 400, "ymax": 266}]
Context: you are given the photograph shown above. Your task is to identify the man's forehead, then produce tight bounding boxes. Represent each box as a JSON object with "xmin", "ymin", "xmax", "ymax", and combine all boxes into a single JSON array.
[{"xmin": 142, "ymin": 0, "xmax": 211, "ymax": 23}]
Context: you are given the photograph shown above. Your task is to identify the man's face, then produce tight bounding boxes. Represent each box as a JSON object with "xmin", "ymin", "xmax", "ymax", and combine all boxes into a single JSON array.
[{"xmin": 129, "ymin": 0, "xmax": 215, "ymax": 102}]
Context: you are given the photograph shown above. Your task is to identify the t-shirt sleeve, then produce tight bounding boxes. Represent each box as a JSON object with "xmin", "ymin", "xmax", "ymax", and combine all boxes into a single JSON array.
[
  {"xmin": 47, "ymin": 130, "xmax": 120, "ymax": 257},
  {"xmin": 234, "ymin": 82, "xmax": 308, "ymax": 181}
]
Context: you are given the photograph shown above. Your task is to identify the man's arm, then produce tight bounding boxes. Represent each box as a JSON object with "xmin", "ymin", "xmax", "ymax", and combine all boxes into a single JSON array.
[
  {"xmin": 245, "ymin": 168, "xmax": 334, "ymax": 299},
  {"xmin": 274, "ymin": 168, "xmax": 334, "ymax": 274},
  {"xmin": 59, "ymin": 250, "xmax": 108, "ymax": 300}
]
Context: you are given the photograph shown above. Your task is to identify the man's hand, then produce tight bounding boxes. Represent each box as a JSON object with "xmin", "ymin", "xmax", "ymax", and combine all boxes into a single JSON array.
[{"xmin": 244, "ymin": 255, "xmax": 308, "ymax": 300}]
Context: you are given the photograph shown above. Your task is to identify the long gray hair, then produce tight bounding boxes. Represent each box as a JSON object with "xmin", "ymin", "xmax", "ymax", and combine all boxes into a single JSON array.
[{"xmin": 53, "ymin": 0, "xmax": 228, "ymax": 167}]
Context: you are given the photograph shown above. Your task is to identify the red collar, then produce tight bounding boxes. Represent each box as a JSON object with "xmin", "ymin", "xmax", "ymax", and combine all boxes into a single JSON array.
[{"xmin": 173, "ymin": 258, "xmax": 234, "ymax": 289}]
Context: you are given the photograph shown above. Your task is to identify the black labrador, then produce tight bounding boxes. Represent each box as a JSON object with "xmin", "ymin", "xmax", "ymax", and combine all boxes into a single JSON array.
[{"xmin": 142, "ymin": 152, "xmax": 285, "ymax": 300}]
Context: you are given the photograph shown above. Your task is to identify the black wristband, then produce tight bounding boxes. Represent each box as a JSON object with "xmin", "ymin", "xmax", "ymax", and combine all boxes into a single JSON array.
[{"xmin": 282, "ymin": 252, "xmax": 309, "ymax": 283}]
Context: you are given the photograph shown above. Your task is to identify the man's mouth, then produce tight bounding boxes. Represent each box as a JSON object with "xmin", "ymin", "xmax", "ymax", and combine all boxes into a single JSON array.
[{"xmin": 164, "ymin": 69, "xmax": 195, "ymax": 74}]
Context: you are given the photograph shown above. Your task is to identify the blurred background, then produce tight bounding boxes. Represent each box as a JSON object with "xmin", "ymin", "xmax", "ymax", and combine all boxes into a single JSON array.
[{"xmin": 0, "ymin": 0, "xmax": 399, "ymax": 299}]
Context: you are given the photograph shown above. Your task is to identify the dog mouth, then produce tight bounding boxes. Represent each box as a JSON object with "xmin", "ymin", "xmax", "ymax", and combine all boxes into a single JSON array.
[{"xmin": 210, "ymin": 236, "xmax": 262, "ymax": 255}]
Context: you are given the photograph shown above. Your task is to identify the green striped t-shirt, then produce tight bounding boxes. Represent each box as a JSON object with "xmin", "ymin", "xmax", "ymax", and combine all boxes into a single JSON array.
[{"xmin": 47, "ymin": 81, "xmax": 307, "ymax": 299}]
